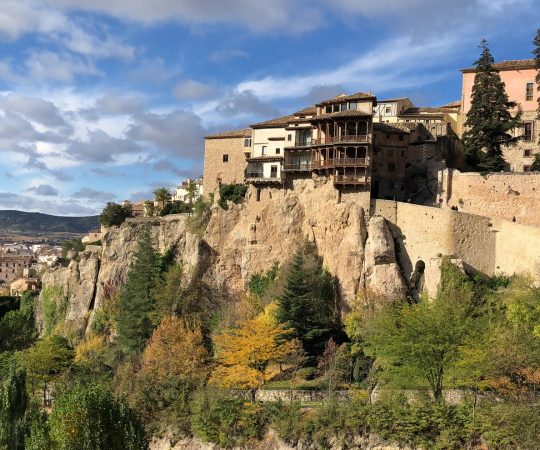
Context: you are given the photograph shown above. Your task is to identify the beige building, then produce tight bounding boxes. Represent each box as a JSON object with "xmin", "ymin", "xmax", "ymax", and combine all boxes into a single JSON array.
[
  {"xmin": 246, "ymin": 116, "xmax": 292, "ymax": 184},
  {"xmin": 203, "ymin": 128, "xmax": 252, "ymax": 199},
  {"xmin": 373, "ymin": 98, "xmax": 414, "ymax": 123},
  {"xmin": 173, "ymin": 177, "xmax": 204, "ymax": 202},
  {"xmin": 0, "ymin": 252, "xmax": 33, "ymax": 286},
  {"xmin": 461, "ymin": 59, "xmax": 539, "ymax": 172},
  {"xmin": 10, "ymin": 277, "xmax": 40, "ymax": 297}
]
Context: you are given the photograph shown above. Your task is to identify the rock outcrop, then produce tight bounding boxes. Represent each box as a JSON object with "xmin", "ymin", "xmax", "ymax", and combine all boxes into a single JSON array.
[{"xmin": 38, "ymin": 177, "xmax": 409, "ymax": 335}]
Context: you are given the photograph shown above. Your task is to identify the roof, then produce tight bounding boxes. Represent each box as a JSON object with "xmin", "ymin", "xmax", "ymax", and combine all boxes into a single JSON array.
[
  {"xmin": 461, "ymin": 59, "xmax": 536, "ymax": 73},
  {"xmin": 373, "ymin": 122, "xmax": 411, "ymax": 134},
  {"xmin": 316, "ymin": 91, "xmax": 376, "ymax": 106},
  {"xmin": 293, "ymin": 105, "xmax": 317, "ymax": 116},
  {"xmin": 310, "ymin": 109, "xmax": 372, "ymax": 121},
  {"xmin": 440, "ymin": 100, "xmax": 461, "ymax": 109},
  {"xmin": 378, "ymin": 97, "xmax": 412, "ymax": 103},
  {"xmin": 399, "ymin": 107, "xmax": 452, "ymax": 117},
  {"xmin": 250, "ymin": 114, "xmax": 295, "ymax": 129},
  {"xmin": 205, "ymin": 128, "xmax": 252, "ymax": 139}
]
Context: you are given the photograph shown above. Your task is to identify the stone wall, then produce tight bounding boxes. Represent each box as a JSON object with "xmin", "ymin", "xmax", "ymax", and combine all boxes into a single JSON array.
[
  {"xmin": 203, "ymin": 135, "xmax": 249, "ymax": 200},
  {"xmin": 371, "ymin": 199, "xmax": 540, "ymax": 285},
  {"xmin": 440, "ymin": 169, "xmax": 540, "ymax": 227}
]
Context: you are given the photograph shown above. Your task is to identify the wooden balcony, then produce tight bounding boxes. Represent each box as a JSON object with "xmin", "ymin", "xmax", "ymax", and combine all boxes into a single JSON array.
[
  {"xmin": 245, "ymin": 172, "xmax": 283, "ymax": 184},
  {"xmin": 283, "ymin": 163, "xmax": 311, "ymax": 172},
  {"xmin": 311, "ymin": 157, "xmax": 369, "ymax": 169},
  {"xmin": 285, "ymin": 134, "xmax": 371, "ymax": 149},
  {"xmin": 334, "ymin": 175, "xmax": 369, "ymax": 185}
]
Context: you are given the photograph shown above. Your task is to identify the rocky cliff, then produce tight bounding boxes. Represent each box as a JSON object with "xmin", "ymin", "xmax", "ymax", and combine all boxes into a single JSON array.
[{"xmin": 37, "ymin": 178, "xmax": 409, "ymax": 336}]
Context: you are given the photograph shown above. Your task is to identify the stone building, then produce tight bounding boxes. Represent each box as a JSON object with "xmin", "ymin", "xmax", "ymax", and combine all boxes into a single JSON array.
[
  {"xmin": 203, "ymin": 128, "xmax": 252, "ymax": 199},
  {"xmin": 373, "ymin": 98, "xmax": 414, "ymax": 123},
  {"xmin": 461, "ymin": 59, "xmax": 539, "ymax": 172},
  {"xmin": 0, "ymin": 252, "xmax": 34, "ymax": 286}
]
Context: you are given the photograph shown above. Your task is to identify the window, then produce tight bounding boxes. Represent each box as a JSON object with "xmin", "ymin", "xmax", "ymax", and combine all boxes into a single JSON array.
[
  {"xmin": 325, "ymin": 106, "xmax": 332, "ymax": 114},
  {"xmin": 386, "ymin": 134, "xmax": 390, "ymax": 139},
  {"xmin": 270, "ymin": 165, "xmax": 278, "ymax": 178},
  {"xmin": 275, "ymin": 148, "xmax": 281, "ymax": 155},
  {"xmin": 256, "ymin": 188, "xmax": 261, "ymax": 202},
  {"xmin": 243, "ymin": 137, "xmax": 252, "ymax": 147},
  {"xmin": 524, "ymin": 122, "xmax": 533, "ymax": 141},
  {"xmin": 222, "ymin": 154, "xmax": 229, "ymax": 162},
  {"xmin": 398, "ymin": 134, "xmax": 404, "ymax": 141},
  {"xmin": 287, "ymin": 134, "xmax": 292, "ymax": 141},
  {"xmin": 401, "ymin": 150, "xmax": 406, "ymax": 157},
  {"xmin": 349, "ymin": 102, "xmax": 357, "ymax": 110},
  {"xmin": 524, "ymin": 165, "xmax": 531, "ymax": 172},
  {"xmin": 524, "ymin": 149, "xmax": 532, "ymax": 157},
  {"xmin": 387, "ymin": 148, "xmax": 394, "ymax": 157},
  {"xmin": 341, "ymin": 103, "xmax": 348, "ymax": 111},
  {"xmin": 387, "ymin": 163, "xmax": 396, "ymax": 172},
  {"xmin": 261, "ymin": 145, "xmax": 267, "ymax": 155},
  {"xmin": 526, "ymin": 82, "xmax": 534, "ymax": 101},
  {"xmin": 385, "ymin": 106, "xmax": 391, "ymax": 114}
]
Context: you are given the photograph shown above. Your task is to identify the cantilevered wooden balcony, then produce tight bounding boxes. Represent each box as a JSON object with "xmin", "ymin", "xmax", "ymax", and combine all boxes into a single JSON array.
[
  {"xmin": 245, "ymin": 171, "xmax": 284, "ymax": 184},
  {"xmin": 312, "ymin": 134, "xmax": 371, "ymax": 145},
  {"xmin": 333, "ymin": 175, "xmax": 370, "ymax": 185},
  {"xmin": 310, "ymin": 157, "xmax": 369, "ymax": 169}
]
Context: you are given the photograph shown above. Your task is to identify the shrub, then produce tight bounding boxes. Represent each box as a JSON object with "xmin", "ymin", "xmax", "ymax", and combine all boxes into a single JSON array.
[
  {"xmin": 218, "ymin": 184, "xmax": 247, "ymax": 209},
  {"xmin": 186, "ymin": 198, "xmax": 212, "ymax": 237},
  {"xmin": 100, "ymin": 202, "xmax": 132, "ymax": 227},
  {"xmin": 190, "ymin": 390, "xmax": 267, "ymax": 448},
  {"xmin": 40, "ymin": 286, "xmax": 69, "ymax": 336}
]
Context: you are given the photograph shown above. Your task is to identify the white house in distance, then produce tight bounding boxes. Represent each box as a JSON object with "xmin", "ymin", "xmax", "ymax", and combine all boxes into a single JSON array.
[{"xmin": 173, "ymin": 177, "xmax": 204, "ymax": 202}]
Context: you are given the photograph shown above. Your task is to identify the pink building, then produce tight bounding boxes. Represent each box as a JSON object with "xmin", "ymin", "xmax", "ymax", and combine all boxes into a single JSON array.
[{"xmin": 461, "ymin": 59, "xmax": 539, "ymax": 172}]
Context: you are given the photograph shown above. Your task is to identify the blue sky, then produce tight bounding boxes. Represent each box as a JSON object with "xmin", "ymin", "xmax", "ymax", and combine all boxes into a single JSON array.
[{"xmin": 0, "ymin": 0, "xmax": 538, "ymax": 215}]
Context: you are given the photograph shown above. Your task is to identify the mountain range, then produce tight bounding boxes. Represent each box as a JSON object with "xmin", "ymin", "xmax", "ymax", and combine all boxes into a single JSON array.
[{"xmin": 0, "ymin": 210, "xmax": 99, "ymax": 234}]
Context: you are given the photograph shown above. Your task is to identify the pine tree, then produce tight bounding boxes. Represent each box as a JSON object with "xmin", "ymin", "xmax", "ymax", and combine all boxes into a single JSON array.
[
  {"xmin": 117, "ymin": 227, "xmax": 160, "ymax": 354},
  {"xmin": 277, "ymin": 247, "xmax": 339, "ymax": 359},
  {"xmin": 462, "ymin": 39, "xmax": 522, "ymax": 171}
]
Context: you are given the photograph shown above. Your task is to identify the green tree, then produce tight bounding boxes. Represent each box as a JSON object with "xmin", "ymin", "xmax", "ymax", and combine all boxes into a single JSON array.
[
  {"xmin": 0, "ymin": 369, "xmax": 28, "ymax": 450},
  {"xmin": 0, "ymin": 292, "xmax": 36, "ymax": 353},
  {"xmin": 277, "ymin": 247, "xmax": 339, "ymax": 359},
  {"xmin": 117, "ymin": 227, "xmax": 160, "ymax": 354},
  {"xmin": 531, "ymin": 153, "xmax": 540, "ymax": 171},
  {"xmin": 153, "ymin": 187, "xmax": 172, "ymax": 213},
  {"xmin": 49, "ymin": 383, "xmax": 148, "ymax": 450},
  {"xmin": 462, "ymin": 39, "xmax": 522, "ymax": 171},
  {"xmin": 100, "ymin": 202, "xmax": 132, "ymax": 227},
  {"xmin": 185, "ymin": 179, "xmax": 198, "ymax": 216},
  {"xmin": 22, "ymin": 335, "xmax": 74, "ymax": 403}
]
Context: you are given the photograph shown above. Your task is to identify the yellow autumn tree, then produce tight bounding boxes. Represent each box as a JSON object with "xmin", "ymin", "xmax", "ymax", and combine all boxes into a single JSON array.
[{"xmin": 211, "ymin": 304, "xmax": 296, "ymax": 392}]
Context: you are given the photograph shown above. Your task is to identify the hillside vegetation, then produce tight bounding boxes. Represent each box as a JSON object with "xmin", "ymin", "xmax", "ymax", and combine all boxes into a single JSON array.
[{"xmin": 0, "ymin": 210, "xmax": 99, "ymax": 234}]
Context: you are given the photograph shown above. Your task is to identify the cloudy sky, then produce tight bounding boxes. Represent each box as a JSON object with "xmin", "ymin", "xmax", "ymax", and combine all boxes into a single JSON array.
[{"xmin": 0, "ymin": 0, "xmax": 537, "ymax": 215}]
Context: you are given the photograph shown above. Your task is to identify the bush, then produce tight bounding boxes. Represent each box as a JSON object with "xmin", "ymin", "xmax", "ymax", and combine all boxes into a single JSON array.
[
  {"xmin": 186, "ymin": 198, "xmax": 212, "ymax": 237},
  {"xmin": 61, "ymin": 238, "xmax": 84, "ymax": 258},
  {"xmin": 297, "ymin": 367, "xmax": 317, "ymax": 381},
  {"xmin": 40, "ymin": 287, "xmax": 69, "ymax": 336},
  {"xmin": 218, "ymin": 184, "xmax": 247, "ymax": 209},
  {"xmin": 160, "ymin": 201, "xmax": 191, "ymax": 216},
  {"xmin": 190, "ymin": 390, "xmax": 267, "ymax": 448}
]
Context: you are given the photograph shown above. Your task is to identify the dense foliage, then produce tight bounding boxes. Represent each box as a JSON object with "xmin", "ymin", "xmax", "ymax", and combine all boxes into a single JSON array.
[
  {"xmin": 60, "ymin": 238, "xmax": 83, "ymax": 259},
  {"xmin": 218, "ymin": 183, "xmax": 248, "ymax": 209},
  {"xmin": 100, "ymin": 202, "xmax": 132, "ymax": 227}
]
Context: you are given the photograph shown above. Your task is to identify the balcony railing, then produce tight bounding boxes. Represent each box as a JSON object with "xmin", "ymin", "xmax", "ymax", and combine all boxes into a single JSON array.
[
  {"xmin": 286, "ymin": 134, "xmax": 371, "ymax": 148},
  {"xmin": 310, "ymin": 158, "xmax": 368, "ymax": 169},
  {"xmin": 283, "ymin": 163, "xmax": 311, "ymax": 171},
  {"xmin": 246, "ymin": 172, "xmax": 264, "ymax": 178},
  {"xmin": 334, "ymin": 175, "xmax": 369, "ymax": 185},
  {"xmin": 245, "ymin": 173, "xmax": 283, "ymax": 183}
]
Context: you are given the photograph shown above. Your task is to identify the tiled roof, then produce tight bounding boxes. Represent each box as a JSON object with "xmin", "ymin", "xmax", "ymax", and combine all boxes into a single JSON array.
[
  {"xmin": 250, "ymin": 115, "xmax": 296, "ymax": 129},
  {"xmin": 373, "ymin": 122, "xmax": 411, "ymax": 134},
  {"xmin": 461, "ymin": 59, "xmax": 536, "ymax": 73},
  {"xmin": 316, "ymin": 91, "xmax": 375, "ymax": 106},
  {"xmin": 205, "ymin": 128, "xmax": 252, "ymax": 139},
  {"xmin": 378, "ymin": 97, "xmax": 411, "ymax": 103},
  {"xmin": 440, "ymin": 100, "xmax": 461, "ymax": 109},
  {"xmin": 293, "ymin": 105, "xmax": 317, "ymax": 116},
  {"xmin": 399, "ymin": 107, "xmax": 451, "ymax": 117},
  {"xmin": 310, "ymin": 109, "xmax": 372, "ymax": 121}
]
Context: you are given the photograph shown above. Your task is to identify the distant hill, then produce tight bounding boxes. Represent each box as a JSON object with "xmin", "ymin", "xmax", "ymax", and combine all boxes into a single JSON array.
[{"xmin": 0, "ymin": 210, "xmax": 99, "ymax": 234}]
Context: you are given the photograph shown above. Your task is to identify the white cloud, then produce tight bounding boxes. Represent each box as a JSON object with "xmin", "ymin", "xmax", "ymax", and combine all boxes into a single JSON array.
[
  {"xmin": 25, "ymin": 51, "xmax": 101, "ymax": 82},
  {"xmin": 173, "ymin": 80, "xmax": 217, "ymax": 100},
  {"xmin": 209, "ymin": 49, "xmax": 249, "ymax": 63}
]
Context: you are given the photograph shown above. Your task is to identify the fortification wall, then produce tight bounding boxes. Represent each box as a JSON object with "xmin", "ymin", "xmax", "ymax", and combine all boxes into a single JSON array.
[
  {"xmin": 440, "ymin": 170, "xmax": 540, "ymax": 228},
  {"xmin": 371, "ymin": 199, "xmax": 540, "ymax": 281}
]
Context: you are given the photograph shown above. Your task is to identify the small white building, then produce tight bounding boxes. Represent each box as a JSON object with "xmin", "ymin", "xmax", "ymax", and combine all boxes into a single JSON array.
[{"xmin": 172, "ymin": 178, "xmax": 203, "ymax": 203}]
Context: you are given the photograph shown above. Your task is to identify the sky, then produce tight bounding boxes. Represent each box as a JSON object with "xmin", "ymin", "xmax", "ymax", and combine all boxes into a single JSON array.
[{"xmin": 0, "ymin": 0, "xmax": 538, "ymax": 216}]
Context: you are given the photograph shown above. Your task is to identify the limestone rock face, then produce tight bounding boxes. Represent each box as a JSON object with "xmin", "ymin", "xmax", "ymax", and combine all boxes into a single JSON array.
[
  {"xmin": 37, "ymin": 248, "xmax": 101, "ymax": 336},
  {"xmin": 363, "ymin": 216, "xmax": 407, "ymax": 300},
  {"xmin": 204, "ymin": 178, "xmax": 368, "ymax": 303},
  {"xmin": 39, "ymin": 178, "xmax": 415, "ymax": 333}
]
